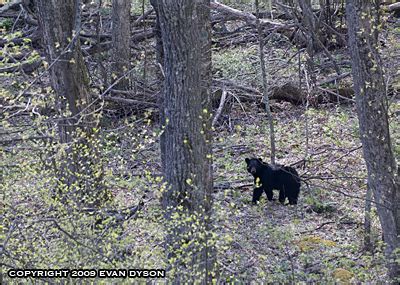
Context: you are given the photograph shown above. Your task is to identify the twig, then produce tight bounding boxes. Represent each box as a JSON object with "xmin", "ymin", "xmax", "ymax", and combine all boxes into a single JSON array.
[
  {"xmin": 318, "ymin": 86, "xmax": 355, "ymax": 103},
  {"xmin": 213, "ymin": 78, "xmax": 262, "ymax": 96},
  {"xmin": 34, "ymin": 218, "xmax": 115, "ymax": 264},
  {"xmin": 300, "ymin": 221, "xmax": 335, "ymax": 234},
  {"xmin": 300, "ymin": 219, "xmax": 361, "ymax": 234},
  {"xmin": 99, "ymin": 67, "xmax": 137, "ymax": 97},
  {"xmin": 310, "ymin": 181, "xmax": 392, "ymax": 211},
  {"xmin": 317, "ymin": 72, "xmax": 351, "ymax": 86},
  {"xmin": 11, "ymin": 4, "xmax": 23, "ymax": 32}
]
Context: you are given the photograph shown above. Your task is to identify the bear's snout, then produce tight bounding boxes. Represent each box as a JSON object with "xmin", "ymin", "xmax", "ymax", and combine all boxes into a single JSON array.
[{"xmin": 250, "ymin": 167, "xmax": 257, "ymax": 174}]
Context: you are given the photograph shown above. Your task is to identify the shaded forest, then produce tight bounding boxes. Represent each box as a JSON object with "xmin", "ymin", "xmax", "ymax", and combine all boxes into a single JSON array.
[{"xmin": 1, "ymin": 0, "xmax": 399, "ymax": 283}]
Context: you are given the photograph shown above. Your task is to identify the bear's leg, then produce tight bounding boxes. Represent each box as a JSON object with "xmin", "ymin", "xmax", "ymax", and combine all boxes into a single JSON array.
[
  {"xmin": 288, "ymin": 186, "xmax": 300, "ymax": 205},
  {"xmin": 252, "ymin": 187, "xmax": 264, "ymax": 204},
  {"xmin": 265, "ymin": 188, "xmax": 274, "ymax": 201},
  {"xmin": 278, "ymin": 189, "xmax": 286, "ymax": 204}
]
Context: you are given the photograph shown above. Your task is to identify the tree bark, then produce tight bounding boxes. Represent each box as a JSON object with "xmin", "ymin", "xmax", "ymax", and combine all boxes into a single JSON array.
[
  {"xmin": 149, "ymin": 0, "xmax": 166, "ymax": 172},
  {"xmin": 299, "ymin": 0, "xmax": 341, "ymax": 75},
  {"xmin": 35, "ymin": 0, "xmax": 104, "ymax": 206},
  {"xmin": 346, "ymin": 1, "xmax": 400, "ymax": 282},
  {"xmin": 111, "ymin": 0, "xmax": 131, "ymax": 90},
  {"xmin": 255, "ymin": 0, "xmax": 276, "ymax": 165},
  {"xmin": 155, "ymin": 0, "xmax": 215, "ymax": 282}
]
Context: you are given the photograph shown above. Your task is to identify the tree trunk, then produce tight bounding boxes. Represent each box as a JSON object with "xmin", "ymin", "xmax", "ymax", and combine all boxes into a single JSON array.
[
  {"xmin": 111, "ymin": 0, "xmax": 131, "ymax": 90},
  {"xmin": 155, "ymin": 0, "xmax": 215, "ymax": 282},
  {"xmin": 149, "ymin": 0, "xmax": 165, "ymax": 167},
  {"xmin": 299, "ymin": 0, "xmax": 341, "ymax": 75},
  {"xmin": 299, "ymin": 0, "xmax": 318, "ymax": 84},
  {"xmin": 346, "ymin": 1, "xmax": 400, "ymax": 282},
  {"xmin": 150, "ymin": 0, "xmax": 164, "ymax": 73},
  {"xmin": 35, "ymin": 0, "xmax": 105, "ymax": 206},
  {"xmin": 255, "ymin": 0, "xmax": 276, "ymax": 165}
]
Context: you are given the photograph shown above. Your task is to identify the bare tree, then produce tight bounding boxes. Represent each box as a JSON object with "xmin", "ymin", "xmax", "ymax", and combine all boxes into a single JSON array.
[
  {"xmin": 298, "ymin": 0, "xmax": 318, "ymax": 87},
  {"xmin": 111, "ymin": 0, "xmax": 131, "ymax": 90},
  {"xmin": 35, "ymin": 0, "xmax": 104, "ymax": 206},
  {"xmin": 299, "ymin": 0, "xmax": 341, "ymax": 75},
  {"xmin": 154, "ymin": 0, "xmax": 215, "ymax": 281},
  {"xmin": 255, "ymin": 0, "xmax": 276, "ymax": 164},
  {"xmin": 346, "ymin": 1, "xmax": 400, "ymax": 282}
]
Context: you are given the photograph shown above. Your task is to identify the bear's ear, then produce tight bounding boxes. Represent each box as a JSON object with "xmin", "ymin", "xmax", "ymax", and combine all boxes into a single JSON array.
[{"xmin": 245, "ymin": 158, "xmax": 250, "ymax": 164}]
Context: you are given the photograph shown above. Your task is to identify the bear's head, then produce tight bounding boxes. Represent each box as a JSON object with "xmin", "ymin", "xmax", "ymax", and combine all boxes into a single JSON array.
[{"xmin": 245, "ymin": 157, "xmax": 265, "ymax": 175}]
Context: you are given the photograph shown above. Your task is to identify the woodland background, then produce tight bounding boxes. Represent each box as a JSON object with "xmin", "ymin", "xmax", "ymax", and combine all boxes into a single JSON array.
[{"xmin": 1, "ymin": 0, "xmax": 400, "ymax": 283}]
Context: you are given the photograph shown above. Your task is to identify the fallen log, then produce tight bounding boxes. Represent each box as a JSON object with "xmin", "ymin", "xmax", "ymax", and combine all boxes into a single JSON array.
[
  {"xmin": 213, "ymin": 78, "xmax": 262, "ymax": 96},
  {"xmin": 0, "ymin": 59, "xmax": 42, "ymax": 74},
  {"xmin": 102, "ymin": 95, "xmax": 158, "ymax": 108},
  {"xmin": 270, "ymin": 82, "xmax": 304, "ymax": 105},
  {"xmin": 0, "ymin": 29, "xmax": 41, "ymax": 48},
  {"xmin": 211, "ymin": 1, "xmax": 285, "ymax": 27},
  {"xmin": 212, "ymin": 89, "xmax": 228, "ymax": 127},
  {"xmin": 83, "ymin": 30, "xmax": 154, "ymax": 55},
  {"xmin": 388, "ymin": 3, "xmax": 400, "ymax": 13},
  {"xmin": 0, "ymin": 0, "xmax": 23, "ymax": 13}
]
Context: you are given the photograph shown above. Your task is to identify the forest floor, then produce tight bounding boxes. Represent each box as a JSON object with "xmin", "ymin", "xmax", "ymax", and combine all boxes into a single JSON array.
[
  {"xmin": 2, "ymin": 4, "xmax": 400, "ymax": 283},
  {"xmin": 105, "ymin": 101, "xmax": 398, "ymax": 283},
  {"xmin": 3, "ymin": 101, "xmax": 398, "ymax": 283}
]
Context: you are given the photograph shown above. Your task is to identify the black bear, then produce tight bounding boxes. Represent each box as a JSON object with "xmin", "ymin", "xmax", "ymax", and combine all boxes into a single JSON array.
[{"xmin": 245, "ymin": 157, "xmax": 300, "ymax": 205}]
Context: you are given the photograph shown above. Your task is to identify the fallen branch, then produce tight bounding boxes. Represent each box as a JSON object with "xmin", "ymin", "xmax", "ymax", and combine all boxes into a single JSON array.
[
  {"xmin": 388, "ymin": 3, "xmax": 400, "ymax": 12},
  {"xmin": 211, "ymin": 1, "xmax": 285, "ymax": 27},
  {"xmin": 83, "ymin": 30, "xmax": 154, "ymax": 55},
  {"xmin": 95, "ymin": 197, "xmax": 145, "ymax": 223},
  {"xmin": 213, "ymin": 78, "xmax": 262, "ymax": 96},
  {"xmin": 300, "ymin": 220, "xmax": 361, "ymax": 234},
  {"xmin": 213, "ymin": 179, "xmax": 253, "ymax": 191},
  {"xmin": 0, "ymin": 59, "xmax": 42, "ymax": 74},
  {"xmin": 212, "ymin": 89, "xmax": 228, "ymax": 127},
  {"xmin": 0, "ymin": 136, "xmax": 52, "ymax": 146},
  {"xmin": 317, "ymin": 72, "xmax": 351, "ymax": 86},
  {"xmin": 0, "ymin": 0, "xmax": 22, "ymax": 14},
  {"xmin": 133, "ymin": 9, "xmax": 154, "ymax": 26},
  {"xmin": 102, "ymin": 95, "xmax": 158, "ymax": 108},
  {"xmin": 300, "ymin": 221, "xmax": 336, "ymax": 234},
  {"xmin": 317, "ymin": 86, "xmax": 355, "ymax": 103},
  {"xmin": 270, "ymin": 82, "xmax": 304, "ymax": 105}
]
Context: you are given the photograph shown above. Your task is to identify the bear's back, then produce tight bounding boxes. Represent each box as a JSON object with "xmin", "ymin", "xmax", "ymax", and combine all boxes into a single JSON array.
[{"xmin": 271, "ymin": 166, "xmax": 300, "ymax": 188}]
